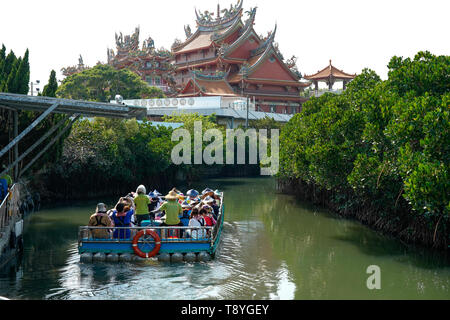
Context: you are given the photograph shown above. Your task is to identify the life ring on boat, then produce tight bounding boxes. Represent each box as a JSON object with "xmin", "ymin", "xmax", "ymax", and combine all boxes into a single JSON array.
[{"xmin": 132, "ymin": 229, "xmax": 161, "ymax": 258}]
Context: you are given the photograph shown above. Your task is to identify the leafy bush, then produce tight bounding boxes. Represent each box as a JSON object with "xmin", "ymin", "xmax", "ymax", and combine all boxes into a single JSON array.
[{"xmin": 278, "ymin": 52, "xmax": 449, "ymax": 246}]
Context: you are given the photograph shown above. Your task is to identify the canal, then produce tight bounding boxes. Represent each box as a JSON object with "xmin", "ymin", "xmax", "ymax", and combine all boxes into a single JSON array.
[{"xmin": 0, "ymin": 177, "xmax": 448, "ymax": 300}]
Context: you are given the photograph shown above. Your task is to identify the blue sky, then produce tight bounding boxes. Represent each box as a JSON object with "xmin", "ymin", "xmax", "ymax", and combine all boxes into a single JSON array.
[{"xmin": 1, "ymin": 0, "xmax": 448, "ymax": 89}]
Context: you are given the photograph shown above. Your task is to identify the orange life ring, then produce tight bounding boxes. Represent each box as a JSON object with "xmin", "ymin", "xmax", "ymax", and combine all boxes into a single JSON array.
[{"xmin": 132, "ymin": 229, "xmax": 161, "ymax": 258}]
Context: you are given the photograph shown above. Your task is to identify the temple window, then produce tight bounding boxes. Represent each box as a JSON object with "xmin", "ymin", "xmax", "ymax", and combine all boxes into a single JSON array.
[{"xmin": 291, "ymin": 106, "xmax": 296, "ymax": 114}]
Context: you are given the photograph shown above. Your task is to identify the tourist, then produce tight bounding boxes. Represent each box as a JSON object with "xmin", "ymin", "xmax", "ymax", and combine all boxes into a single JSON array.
[
  {"xmin": 0, "ymin": 168, "xmax": 13, "ymax": 202},
  {"xmin": 186, "ymin": 189, "xmax": 200, "ymax": 204},
  {"xmin": 110, "ymin": 202, "xmax": 134, "ymax": 239},
  {"xmin": 203, "ymin": 195, "xmax": 219, "ymax": 220},
  {"xmin": 187, "ymin": 208, "xmax": 205, "ymax": 239},
  {"xmin": 201, "ymin": 205, "xmax": 216, "ymax": 226},
  {"xmin": 180, "ymin": 201, "xmax": 192, "ymax": 226},
  {"xmin": 201, "ymin": 188, "xmax": 214, "ymax": 199},
  {"xmin": 197, "ymin": 207, "xmax": 206, "ymax": 227},
  {"xmin": 159, "ymin": 190, "xmax": 184, "ymax": 237},
  {"xmin": 148, "ymin": 192, "xmax": 161, "ymax": 220},
  {"xmin": 88, "ymin": 203, "xmax": 113, "ymax": 239},
  {"xmin": 134, "ymin": 185, "xmax": 150, "ymax": 226}
]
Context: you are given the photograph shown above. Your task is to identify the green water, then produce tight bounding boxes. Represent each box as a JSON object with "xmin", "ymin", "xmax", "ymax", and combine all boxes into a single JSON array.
[{"xmin": 0, "ymin": 177, "xmax": 449, "ymax": 300}]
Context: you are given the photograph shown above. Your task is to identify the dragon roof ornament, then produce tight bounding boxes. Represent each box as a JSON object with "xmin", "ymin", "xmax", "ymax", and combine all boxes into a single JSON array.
[{"xmin": 195, "ymin": 0, "xmax": 244, "ymax": 31}]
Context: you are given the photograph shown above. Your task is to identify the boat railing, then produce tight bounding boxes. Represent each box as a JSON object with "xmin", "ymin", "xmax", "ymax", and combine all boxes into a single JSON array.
[{"xmin": 78, "ymin": 225, "xmax": 214, "ymax": 244}]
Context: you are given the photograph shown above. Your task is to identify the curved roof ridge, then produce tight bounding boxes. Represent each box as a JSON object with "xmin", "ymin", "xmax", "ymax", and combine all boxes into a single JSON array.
[
  {"xmin": 249, "ymin": 23, "xmax": 277, "ymax": 57},
  {"xmin": 222, "ymin": 7, "xmax": 258, "ymax": 57}
]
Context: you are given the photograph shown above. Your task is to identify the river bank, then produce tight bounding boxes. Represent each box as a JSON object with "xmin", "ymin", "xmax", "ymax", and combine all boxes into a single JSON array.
[{"xmin": 277, "ymin": 178, "xmax": 448, "ymax": 251}]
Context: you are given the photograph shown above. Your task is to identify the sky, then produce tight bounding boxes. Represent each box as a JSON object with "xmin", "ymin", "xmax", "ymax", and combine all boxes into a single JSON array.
[{"xmin": 0, "ymin": 0, "xmax": 449, "ymax": 91}]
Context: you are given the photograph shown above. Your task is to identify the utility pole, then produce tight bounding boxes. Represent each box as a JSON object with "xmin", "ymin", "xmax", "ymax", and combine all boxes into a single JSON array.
[{"xmin": 246, "ymin": 95, "xmax": 249, "ymax": 129}]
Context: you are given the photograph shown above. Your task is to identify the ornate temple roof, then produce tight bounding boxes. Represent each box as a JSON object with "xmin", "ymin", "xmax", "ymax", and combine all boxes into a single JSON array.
[
  {"xmin": 195, "ymin": 0, "xmax": 244, "ymax": 31},
  {"xmin": 172, "ymin": 0, "xmax": 245, "ymax": 54},
  {"xmin": 304, "ymin": 60, "xmax": 356, "ymax": 81}
]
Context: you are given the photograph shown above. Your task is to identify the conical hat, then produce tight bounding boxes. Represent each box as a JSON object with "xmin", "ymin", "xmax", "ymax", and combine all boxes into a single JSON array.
[{"xmin": 165, "ymin": 190, "xmax": 179, "ymax": 200}]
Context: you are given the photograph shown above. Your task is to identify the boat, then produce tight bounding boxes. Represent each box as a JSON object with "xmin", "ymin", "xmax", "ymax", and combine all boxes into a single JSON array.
[{"xmin": 77, "ymin": 192, "xmax": 224, "ymax": 263}]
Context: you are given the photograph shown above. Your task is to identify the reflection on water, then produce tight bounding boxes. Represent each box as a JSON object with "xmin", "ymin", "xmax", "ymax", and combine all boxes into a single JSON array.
[{"xmin": 0, "ymin": 177, "xmax": 448, "ymax": 300}]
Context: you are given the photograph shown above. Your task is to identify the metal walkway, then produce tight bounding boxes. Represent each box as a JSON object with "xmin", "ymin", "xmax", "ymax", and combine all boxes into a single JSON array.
[{"xmin": 0, "ymin": 93, "xmax": 147, "ymax": 179}]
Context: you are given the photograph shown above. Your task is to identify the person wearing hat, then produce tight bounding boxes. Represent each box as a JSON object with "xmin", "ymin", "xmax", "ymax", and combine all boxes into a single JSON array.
[
  {"xmin": 180, "ymin": 200, "xmax": 192, "ymax": 227},
  {"xmin": 134, "ymin": 185, "xmax": 151, "ymax": 226},
  {"xmin": 201, "ymin": 188, "xmax": 214, "ymax": 199},
  {"xmin": 88, "ymin": 203, "xmax": 113, "ymax": 239},
  {"xmin": 159, "ymin": 189, "xmax": 184, "ymax": 228},
  {"xmin": 147, "ymin": 192, "xmax": 161, "ymax": 220},
  {"xmin": 202, "ymin": 195, "xmax": 219, "ymax": 220},
  {"xmin": 201, "ymin": 205, "xmax": 216, "ymax": 226}
]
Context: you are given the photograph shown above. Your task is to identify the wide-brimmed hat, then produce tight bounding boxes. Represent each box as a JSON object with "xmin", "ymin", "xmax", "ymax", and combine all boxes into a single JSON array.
[
  {"xmin": 202, "ymin": 196, "xmax": 215, "ymax": 204},
  {"xmin": 165, "ymin": 190, "xmax": 179, "ymax": 201},
  {"xmin": 186, "ymin": 189, "xmax": 199, "ymax": 198},
  {"xmin": 202, "ymin": 188, "xmax": 213, "ymax": 195},
  {"xmin": 96, "ymin": 203, "xmax": 107, "ymax": 213},
  {"xmin": 136, "ymin": 185, "xmax": 146, "ymax": 194},
  {"xmin": 181, "ymin": 200, "xmax": 191, "ymax": 208},
  {"xmin": 153, "ymin": 190, "xmax": 162, "ymax": 196}
]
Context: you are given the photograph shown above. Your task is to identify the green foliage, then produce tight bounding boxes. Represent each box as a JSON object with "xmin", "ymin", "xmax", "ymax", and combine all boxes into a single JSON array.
[
  {"xmin": 42, "ymin": 70, "xmax": 58, "ymax": 97},
  {"xmin": 43, "ymin": 118, "xmax": 177, "ymax": 197},
  {"xmin": 56, "ymin": 64, "xmax": 165, "ymax": 102},
  {"xmin": 42, "ymin": 113, "xmax": 229, "ymax": 199},
  {"xmin": 279, "ymin": 52, "xmax": 449, "ymax": 242}
]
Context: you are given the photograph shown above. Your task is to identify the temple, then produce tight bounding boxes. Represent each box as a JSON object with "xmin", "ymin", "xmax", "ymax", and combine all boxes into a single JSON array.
[
  {"xmin": 172, "ymin": 0, "xmax": 310, "ymax": 114},
  {"xmin": 304, "ymin": 60, "xmax": 356, "ymax": 95},
  {"xmin": 107, "ymin": 27, "xmax": 176, "ymax": 94}
]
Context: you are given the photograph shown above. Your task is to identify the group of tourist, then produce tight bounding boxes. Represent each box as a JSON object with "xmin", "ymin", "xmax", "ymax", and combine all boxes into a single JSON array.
[{"xmin": 87, "ymin": 185, "xmax": 222, "ymax": 240}]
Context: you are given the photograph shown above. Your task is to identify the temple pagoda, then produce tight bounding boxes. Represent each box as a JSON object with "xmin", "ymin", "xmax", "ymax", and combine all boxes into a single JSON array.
[
  {"xmin": 107, "ymin": 27, "xmax": 176, "ymax": 94},
  {"xmin": 172, "ymin": 0, "xmax": 310, "ymax": 114},
  {"xmin": 304, "ymin": 60, "xmax": 356, "ymax": 94}
]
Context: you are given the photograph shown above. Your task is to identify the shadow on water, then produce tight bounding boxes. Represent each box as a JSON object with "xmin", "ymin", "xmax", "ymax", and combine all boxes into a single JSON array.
[{"xmin": 331, "ymin": 225, "xmax": 450, "ymax": 270}]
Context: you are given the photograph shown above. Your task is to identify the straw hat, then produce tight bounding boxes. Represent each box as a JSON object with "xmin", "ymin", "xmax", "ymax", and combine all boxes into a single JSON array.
[{"xmin": 165, "ymin": 190, "xmax": 179, "ymax": 201}]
